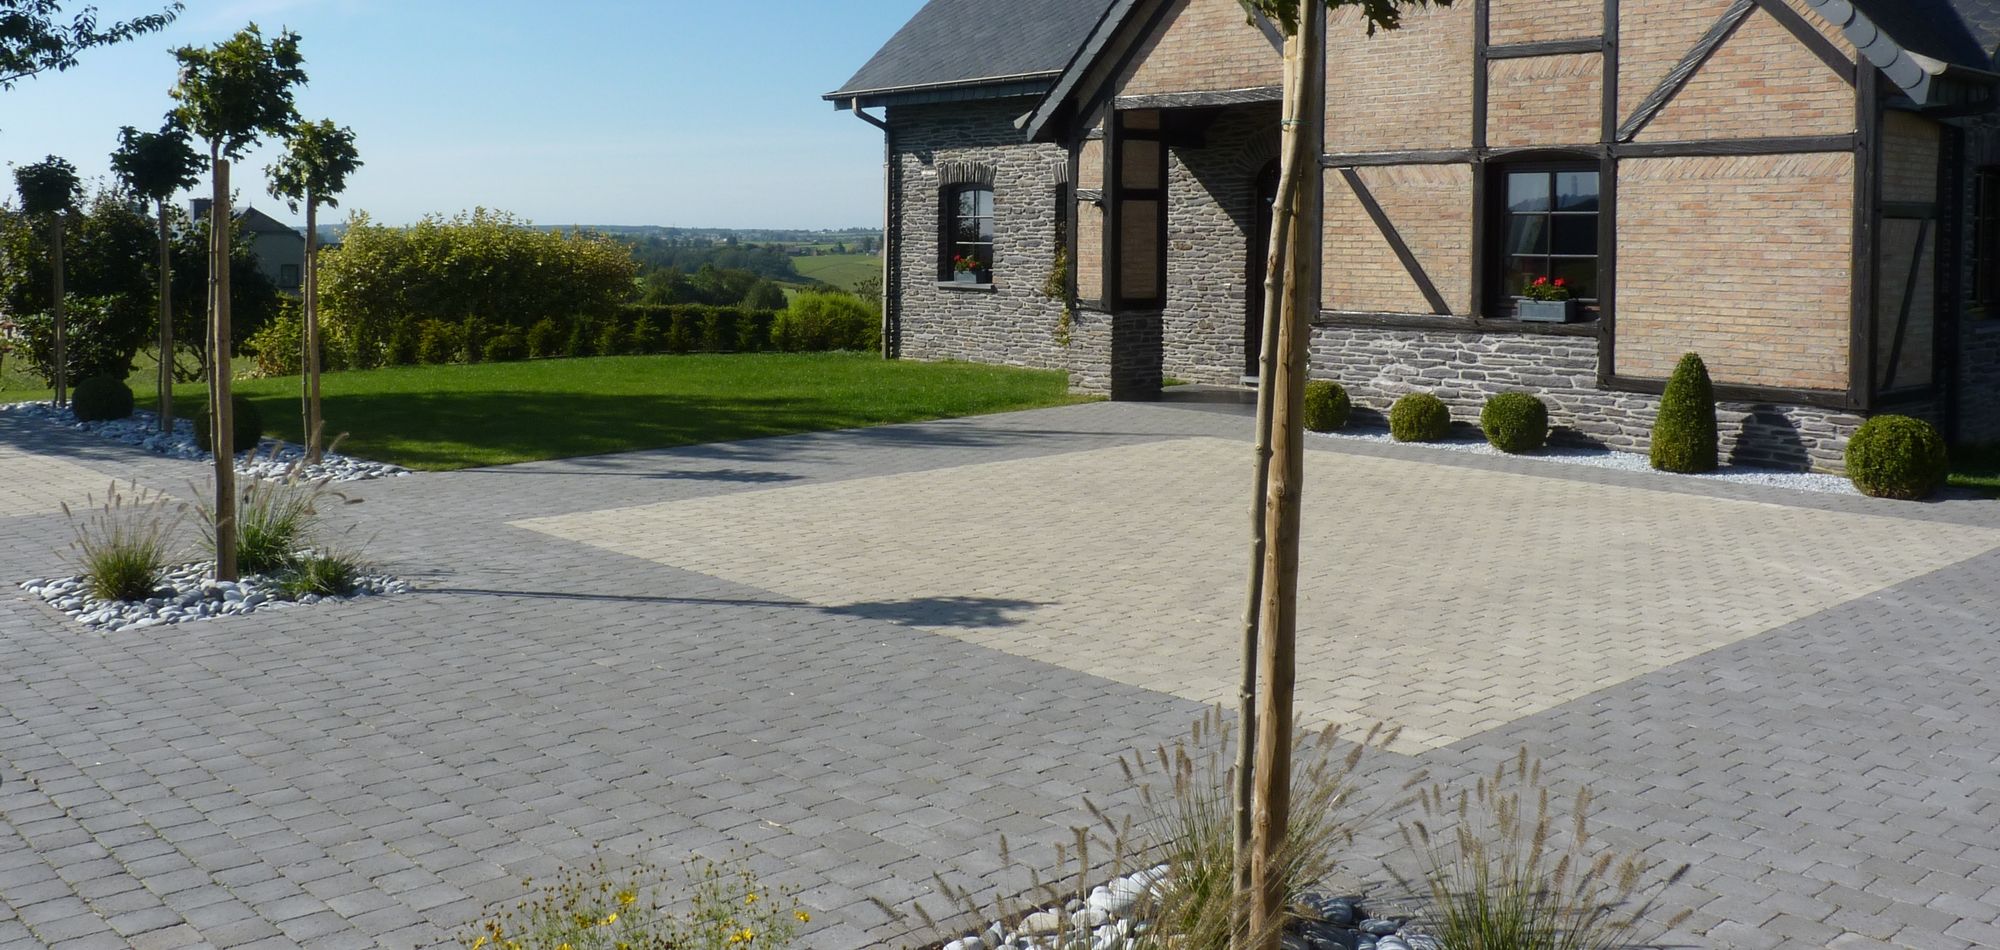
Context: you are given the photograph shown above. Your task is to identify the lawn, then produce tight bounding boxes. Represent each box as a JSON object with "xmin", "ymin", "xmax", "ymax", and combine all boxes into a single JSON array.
[
  {"xmin": 157, "ymin": 352, "xmax": 1087, "ymax": 471},
  {"xmin": 1950, "ymin": 443, "xmax": 2000, "ymax": 496},
  {"xmin": 793, "ymin": 253, "xmax": 882, "ymax": 292}
]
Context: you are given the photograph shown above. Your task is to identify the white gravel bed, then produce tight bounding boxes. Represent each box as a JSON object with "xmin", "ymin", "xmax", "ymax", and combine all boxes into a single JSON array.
[
  {"xmin": 1315, "ymin": 427, "xmax": 1859, "ymax": 496},
  {"xmin": 0, "ymin": 401, "xmax": 411, "ymax": 482},
  {"xmin": 22, "ymin": 562, "xmax": 410, "ymax": 633}
]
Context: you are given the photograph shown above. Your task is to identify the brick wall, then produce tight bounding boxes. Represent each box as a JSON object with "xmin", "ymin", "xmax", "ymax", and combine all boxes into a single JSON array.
[
  {"xmin": 1487, "ymin": 53, "xmax": 1605, "ymax": 148},
  {"xmin": 1615, "ymin": 153, "xmax": 1854, "ymax": 390},
  {"xmin": 1076, "ymin": 136, "xmax": 1106, "ymax": 304},
  {"xmin": 1323, "ymin": 164, "xmax": 1474, "ymax": 315},
  {"xmin": 1490, "ymin": 0, "xmax": 1602, "ymax": 45},
  {"xmin": 1635, "ymin": 4, "xmax": 1854, "ymax": 142},
  {"xmin": 1325, "ymin": 5, "xmax": 1475, "ymax": 153},
  {"xmin": 889, "ymin": 101, "xmax": 1073, "ymax": 374},
  {"xmin": 1309, "ymin": 325, "xmax": 1864, "ymax": 470},
  {"xmin": 1120, "ymin": 0, "xmax": 1280, "ymax": 98}
]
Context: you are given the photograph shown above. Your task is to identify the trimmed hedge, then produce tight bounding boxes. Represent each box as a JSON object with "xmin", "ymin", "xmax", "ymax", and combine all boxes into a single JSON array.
[
  {"xmin": 1651, "ymin": 353, "xmax": 1718, "ymax": 473},
  {"xmin": 193, "ymin": 395, "xmax": 264, "ymax": 455},
  {"xmin": 1303, "ymin": 380, "xmax": 1351, "ymax": 433},
  {"xmin": 1480, "ymin": 392, "xmax": 1549, "ymax": 454},
  {"xmin": 1846, "ymin": 415, "xmax": 1948, "ymax": 500},
  {"xmin": 483, "ymin": 332, "xmax": 528, "ymax": 363},
  {"xmin": 1389, "ymin": 392, "xmax": 1452, "ymax": 443},
  {"xmin": 71, "ymin": 376, "xmax": 135, "ymax": 422},
  {"xmin": 526, "ymin": 318, "xmax": 564, "ymax": 359},
  {"xmin": 773, "ymin": 292, "xmax": 880, "ymax": 353}
]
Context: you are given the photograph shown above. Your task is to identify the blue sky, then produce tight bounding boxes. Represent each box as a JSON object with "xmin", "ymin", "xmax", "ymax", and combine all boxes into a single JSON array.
[{"xmin": 1, "ymin": 0, "xmax": 926, "ymax": 230}]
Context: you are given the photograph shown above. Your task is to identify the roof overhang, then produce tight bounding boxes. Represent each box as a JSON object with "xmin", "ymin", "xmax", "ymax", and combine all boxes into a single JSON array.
[
  {"xmin": 824, "ymin": 72, "xmax": 1061, "ymax": 111},
  {"xmin": 1803, "ymin": 0, "xmax": 2000, "ymax": 110}
]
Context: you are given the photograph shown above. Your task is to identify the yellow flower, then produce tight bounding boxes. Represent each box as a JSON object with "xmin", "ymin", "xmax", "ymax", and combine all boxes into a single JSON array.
[
  {"xmin": 472, "ymin": 939, "xmax": 487, "ymax": 949},
  {"xmin": 745, "ymin": 893, "xmax": 759, "ymax": 904},
  {"xmin": 728, "ymin": 927, "xmax": 756, "ymax": 944},
  {"xmin": 600, "ymin": 913, "xmax": 618, "ymax": 926},
  {"xmin": 617, "ymin": 890, "xmax": 637, "ymax": 907},
  {"xmin": 795, "ymin": 911, "xmax": 811, "ymax": 923}
]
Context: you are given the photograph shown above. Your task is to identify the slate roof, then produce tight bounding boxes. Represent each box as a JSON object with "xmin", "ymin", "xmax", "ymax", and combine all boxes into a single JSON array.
[
  {"xmin": 1854, "ymin": 0, "xmax": 1997, "ymax": 70},
  {"xmin": 825, "ymin": 0, "xmax": 1118, "ymax": 102},
  {"xmin": 237, "ymin": 206, "xmax": 303, "ymax": 238}
]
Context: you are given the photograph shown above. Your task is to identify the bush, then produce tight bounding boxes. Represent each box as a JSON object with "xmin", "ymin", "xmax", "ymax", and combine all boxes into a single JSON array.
[
  {"xmin": 280, "ymin": 551, "xmax": 365, "ymax": 598},
  {"xmin": 16, "ymin": 294, "xmax": 152, "ymax": 385},
  {"xmin": 71, "ymin": 376, "xmax": 135, "ymax": 422},
  {"xmin": 386, "ymin": 322, "xmax": 421, "ymax": 366},
  {"xmin": 1847, "ymin": 415, "xmax": 1949, "ymax": 500},
  {"xmin": 628, "ymin": 315, "xmax": 662, "ymax": 355},
  {"xmin": 1479, "ymin": 392, "xmax": 1549, "ymax": 454},
  {"xmin": 567, "ymin": 317, "xmax": 597, "ymax": 358},
  {"xmin": 193, "ymin": 394, "xmax": 264, "ymax": 455},
  {"xmin": 459, "ymin": 853, "xmax": 801, "ymax": 950},
  {"xmin": 772, "ymin": 291, "xmax": 880, "ymax": 353},
  {"xmin": 460, "ymin": 316, "xmax": 492, "ymax": 364},
  {"xmin": 416, "ymin": 319, "xmax": 462, "ymax": 365},
  {"xmin": 596, "ymin": 317, "xmax": 632, "ymax": 356},
  {"xmin": 526, "ymin": 318, "xmax": 565, "ymax": 358},
  {"xmin": 63, "ymin": 483, "xmax": 182, "ymax": 603},
  {"xmin": 201, "ymin": 465, "xmax": 337, "ymax": 576},
  {"xmin": 482, "ymin": 332, "xmax": 528, "ymax": 363},
  {"xmin": 1389, "ymin": 392, "xmax": 1452, "ymax": 443},
  {"xmin": 1302, "ymin": 380, "xmax": 1351, "ymax": 433},
  {"xmin": 1651, "ymin": 352, "xmax": 1719, "ymax": 473}
]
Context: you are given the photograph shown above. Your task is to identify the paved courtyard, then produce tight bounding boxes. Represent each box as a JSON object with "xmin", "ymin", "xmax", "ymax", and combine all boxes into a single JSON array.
[{"xmin": 4, "ymin": 398, "xmax": 2000, "ymax": 948}]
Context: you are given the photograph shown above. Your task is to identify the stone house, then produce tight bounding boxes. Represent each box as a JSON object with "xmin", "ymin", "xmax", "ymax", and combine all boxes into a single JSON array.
[
  {"xmin": 827, "ymin": 0, "xmax": 2000, "ymax": 470},
  {"xmin": 190, "ymin": 200, "xmax": 307, "ymax": 293}
]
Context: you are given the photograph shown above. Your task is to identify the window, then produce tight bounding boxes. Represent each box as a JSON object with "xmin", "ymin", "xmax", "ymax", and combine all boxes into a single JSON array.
[
  {"xmin": 279, "ymin": 263, "xmax": 301, "ymax": 289},
  {"xmin": 1975, "ymin": 167, "xmax": 1999, "ymax": 312},
  {"xmin": 1494, "ymin": 165, "xmax": 1600, "ymax": 316},
  {"xmin": 943, "ymin": 184, "xmax": 994, "ymax": 283}
]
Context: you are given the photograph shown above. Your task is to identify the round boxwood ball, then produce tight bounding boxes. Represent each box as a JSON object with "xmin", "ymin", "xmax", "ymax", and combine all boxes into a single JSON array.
[
  {"xmin": 70, "ymin": 376, "xmax": 134, "ymax": 422},
  {"xmin": 193, "ymin": 394, "xmax": 265, "ymax": 456},
  {"xmin": 1389, "ymin": 392, "xmax": 1451, "ymax": 443},
  {"xmin": 1480, "ymin": 392, "xmax": 1549, "ymax": 454},
  {"xmin": 1303, "ymin": 380, "xmax": 1351, "ymax": 433},
  {"xmin": 1846, "ymin": 414, "xmax": 1948, "ymax": 500}
]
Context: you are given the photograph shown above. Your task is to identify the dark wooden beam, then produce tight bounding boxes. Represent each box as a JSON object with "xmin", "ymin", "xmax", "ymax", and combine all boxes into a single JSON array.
[
  {"xmin": 1116, "ymin": 86, "xmax": 1283, "ymax": 111},
  {"xmin": 1602, "ymin": 373, "xmax": 1854, "ymax": 409},
  {"xmin": 1487, "ymin": 37, "xmax": 1603, "ymax": 59},
  {"xmin": 1851, "ymin": 65, "xmax": 1881, "ymax": 411},
  {"xmin": 1337, "ymin": 168, "xmax": 1453, "ymax": 316},
  {"xmin": 1599, "ymin": 0, "xmax": 1620, "ymax": 384},
  {"xmin": 1613, "ymin": 134, "xmax": 1855, "ymax": 157},
  {"xmin": 1246, "ymin": 4, "xmax": 1285, "ymax": 51},
  {"xmin": 1318, "ymin": 310, "xmax": 1602, "ymax": 337},
  {"xmin": 1320, "ymin": 148, "xmax": 1476, "ymax": 167},
  {"xmin": 1471, "ymin": 0, "xmax": 1490, "ymax": 320},
  {"xmin": 1747, "ymin": 0, "xmax": 1856, "ymax": 87},
  {"xmin": 1880, "ymin": 200, "xmax": 1937, "ymax": 219},
  {"xmin": 1617, "ymin": 0, "xmax": 1756, "ymax": 142}
]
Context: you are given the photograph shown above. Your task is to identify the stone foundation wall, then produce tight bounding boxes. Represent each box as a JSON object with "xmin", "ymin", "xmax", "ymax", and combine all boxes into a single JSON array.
[
  {"xmin": 1308, "ymin": 324, "xmax": 1865, "ymax": 471},
  {"xmin": 1163, "ymin": 107, "xmax": 1278, "ymax": 386}
]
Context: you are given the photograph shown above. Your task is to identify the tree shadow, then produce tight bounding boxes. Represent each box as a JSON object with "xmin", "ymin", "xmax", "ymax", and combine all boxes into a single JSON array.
[{"xmin": 427, "ymin": 587, "xmax": 1045, "ymax": 630}]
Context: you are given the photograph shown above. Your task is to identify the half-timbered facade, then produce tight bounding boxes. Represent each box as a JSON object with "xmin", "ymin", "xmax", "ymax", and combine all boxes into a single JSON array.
[{"xmin": 827, "ymin": 0, "xmax": 2000, "ymax": 470}]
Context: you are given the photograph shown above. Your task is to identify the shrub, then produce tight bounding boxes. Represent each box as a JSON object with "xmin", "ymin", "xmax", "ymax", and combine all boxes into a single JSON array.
[
  {"xmin": 459, "ymin": 852, "xmax": 801, "ymax": 950},
  {"xmin": 16, "ymin": 295, "xmax": 152, "ymax": 384},
  {"xmin": 192, "ymin": 395, "xmax": 264, "ymax": 455},
  {"xmin": 460, "ymin": 316, "xmax": 492, "ymax": 364},
  {"xmin": 1847, "ymin": 415, "xmax": 1949, "ymax": 500},
  {"xmin": 526, "ymin": 317, "xmax": 565, "ymax": 359},
  {"xmin": 596, "ymin": 317, "xmax": 632, "ymax": 356},
  {"xmin": 567, "ymin": 317, "xmax": 597, "ymax": 358},
  {"xmin": 1302, "ymin": 380, "xmax": 1351, "ymax": 433},
  {"xmin": 628, "ymin": 315, "xmax": 662, "ymax": 355},
  {"xmin": 1480, "ymin": 392, "xmax": 1549, "ymax": 454},
  {"xmin": 665, "ymin": 316, "xmax": 695, "ymax": 354},
  {"xmin": 772, "ymin": 291, "xmax": 880, "ymax": 353},
  {"xmin": 247, "ymin": 303, "xmax": 303, "ymax": 378},
  {"xmin": 281, "ymin": 550, "xmax": 365, "ymax": 598},
  {"xmin": 1389, "ymin": 392, "xmax": 1452, "ymax": 443},
  {"xmin": 1651, "ymin": 352, "xmax": 1718, "ymax": 473},
  {"xmin": 482, "ymin": 332, "xmax": 528, "ymax": 363},
  {"xmin": 201, "ymin": 462, "xmax": 340, "ymax": 576},
  {"xmin": 416, "ymin": 319, "xmax": 462, "ymax": 365},
  {"xmin": 1395, "ymin": 748, "xmax": 1692, "ymax": 950},
  {"xmin": 386, "ymin": 322, "xmax": 421, "ymax": 366},
  {"xmin": 71, "ymin": 376, "xmax": 135, "ymax": 422},
  {"xmin": 63, "ymin": 483, "xmax": 183, "ymax": 603}
]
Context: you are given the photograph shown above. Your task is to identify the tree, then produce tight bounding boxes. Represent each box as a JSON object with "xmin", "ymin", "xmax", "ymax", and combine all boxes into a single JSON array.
[
  {"xmin": 109, "ymin": 120, "xmax": 206, "ymax": 433},
  {"xmin": 13, "ymin": 155, "xmax": 80, "ymax": 404},
  {"xmin": 171, "ymin": 23, "xmax": 307, "ymax": 582},
  {"xmin": 0, "ymin": 0, "xmax": 181, "ymax": 89},
  {"xmin": 1228, "ymin": 3, "xmax": 1447, "ymax": 950},
  {"xmin": 267, "ymin": 118, "xmax": 360, "ymax": 462}
]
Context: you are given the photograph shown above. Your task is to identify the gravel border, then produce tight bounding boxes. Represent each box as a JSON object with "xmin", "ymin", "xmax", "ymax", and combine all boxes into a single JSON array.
[
  {"xmin": 0, "ymin": 401, "xmax": 411, "ymax": 482},
  {"xmin": 22, "ymin": 562, "xmax": 410, "ymax": 633},
  {"xmin": 1314, "ymin": 427, "xmax": 1859, "ymax": 496}
]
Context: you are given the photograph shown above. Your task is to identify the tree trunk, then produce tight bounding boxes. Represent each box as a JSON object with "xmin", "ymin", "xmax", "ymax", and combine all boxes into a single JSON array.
[
  {"xmin": 158, "ymin": 201, "xmax": 174, "ymax": 433},
  {"xmin": 52, "ymin": 212, "xmax": 66, "ymax": 407},
  {"xmin": 1246, "ymin": 4, "xmax": 1325, "ymax": 949},
  {"xmin": 304, "ymin": 198, "xmax": 323, "ymax": 462},
  {"xmin": 210, "ymin": 152, "xmax": 239, "ymax": 582}
]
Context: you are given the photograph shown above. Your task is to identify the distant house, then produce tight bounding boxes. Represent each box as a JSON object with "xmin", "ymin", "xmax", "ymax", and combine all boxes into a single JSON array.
[
  {"xmin": 827, "ymin": 0, "xmax": 2000, "ymax": 470},
  {"xmin": 189, "ymin": 199, "xmax": 306, "ymax": 293}
]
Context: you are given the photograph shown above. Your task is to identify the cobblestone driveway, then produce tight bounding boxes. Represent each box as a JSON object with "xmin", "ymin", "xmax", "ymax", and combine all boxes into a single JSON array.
[{"xmin": 4, "ymin": 400, "xmax": 2000, "ymax": 949}]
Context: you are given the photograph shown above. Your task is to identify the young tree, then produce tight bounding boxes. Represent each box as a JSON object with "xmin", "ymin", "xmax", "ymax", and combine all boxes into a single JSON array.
[
  {"xmin": 1228, "ymin": 3, "xmax": 1447, "ymax": 949},
  {"xmin": 170, "ymin": 23, "xmax": 307, "ymax": 582},
  {"xmin": 12, "ymin": 155, "xmax": 81, "ymax": 404},
  {"xmin": 267, "ymin": 118, "xmax": 359, "ymax": 462},
  {"xmin": 0, "ymin": 0, "xmax": 181, "ymax": 89},
  {"xmin": 109, "ymin": 120, "xmax": 207, "ymax": 433}
]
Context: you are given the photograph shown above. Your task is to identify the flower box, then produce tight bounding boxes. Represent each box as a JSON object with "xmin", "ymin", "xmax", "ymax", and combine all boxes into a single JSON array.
[
  {"xmin": 953, "ymin": 271, "xmax": 980, "ymax": 284},
  {"xmin": 1516, "ymin": 298, "xmax": 1578, "ymax": 324}
]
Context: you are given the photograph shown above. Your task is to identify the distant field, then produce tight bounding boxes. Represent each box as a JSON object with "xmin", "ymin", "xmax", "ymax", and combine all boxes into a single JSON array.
[{"xmin": 794, "ymin": 253, "xmax": 882, "ymax": 292}]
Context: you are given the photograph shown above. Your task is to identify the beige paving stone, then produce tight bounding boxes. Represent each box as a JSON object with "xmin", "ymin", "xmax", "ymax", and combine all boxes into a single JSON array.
[
  {"xmin": 517, "ymin": 438, "xmax": 2000, "ymax": 752},
  {"xmin": 0, "ymin": 445, "xmax": 135, "ymax": 518}
]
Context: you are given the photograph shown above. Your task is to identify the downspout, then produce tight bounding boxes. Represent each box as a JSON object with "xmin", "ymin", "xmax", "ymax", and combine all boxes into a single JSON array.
[{"xmin": 851, "ymin": 100, "xmax": 898, "ymax": 359}]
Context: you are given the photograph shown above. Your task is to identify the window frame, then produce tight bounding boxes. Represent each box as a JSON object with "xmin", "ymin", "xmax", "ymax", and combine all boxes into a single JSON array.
[
  {"xmin": 1486, "ymin": 161, "xmax": 1603, "ymax": 320},
  {"xmin": 940, "ymin": 183, "xmax": 996, "ymax": 284},
  {"xmin": 1974, "ymin": 166, "xmax": 2000, "ymax": 315}
]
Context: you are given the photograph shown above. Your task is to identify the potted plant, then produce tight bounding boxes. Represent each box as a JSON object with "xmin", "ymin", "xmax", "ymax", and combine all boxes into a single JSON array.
[
  {"xmin": 1517, "ymin": 275, "xmax": 1577, "ymax": 323},
  {"xmin": 952, "ymin": 255, "xmax": 981, "ymax": 284}
]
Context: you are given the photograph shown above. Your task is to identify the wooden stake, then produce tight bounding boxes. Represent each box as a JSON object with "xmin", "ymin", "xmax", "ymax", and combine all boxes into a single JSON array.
[
  {"xmin": 211, "ymin": 153, "xmax": 239, "ymax": 582},
  {"xmin": 304, "ymin": 195, "xmax": 323, "ymax": 462},
  {"xmin": 52, "ymin": 211, "xmax": 66, "ymax": 407},
  {"xmin": 158, "ymin": 201, "xmax": 175, "ymax": 433}
]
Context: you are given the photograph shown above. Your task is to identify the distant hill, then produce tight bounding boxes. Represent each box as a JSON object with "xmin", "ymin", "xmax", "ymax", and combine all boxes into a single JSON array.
[{"xmin": 312, "ymin": 223, "xmax": 881, "ymax": 246}]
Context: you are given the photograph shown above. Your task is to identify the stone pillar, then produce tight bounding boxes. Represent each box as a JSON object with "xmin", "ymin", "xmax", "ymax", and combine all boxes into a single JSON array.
[{"xmin": 1110, "ymin": 310, "xmax": 1164, "ymax": 401}]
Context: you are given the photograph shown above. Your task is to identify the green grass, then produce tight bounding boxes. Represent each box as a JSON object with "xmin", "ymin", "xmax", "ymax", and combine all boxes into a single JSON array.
[
  {"xmin": 793, "ymin": 253, "xmax": 882, "ymax": 292},
  {"xmin": 0, "ymin": 351, "xmax": 251, "ymax": 405},
  {"xmin": 158, "ymin": 352, "xmax": 1087, "ymax": 471},
  {"xmin": 1950, "ymin": 443, "xmax": 2000, "ymax": 496}
]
